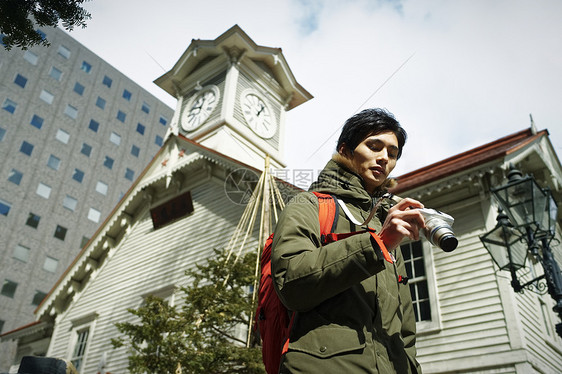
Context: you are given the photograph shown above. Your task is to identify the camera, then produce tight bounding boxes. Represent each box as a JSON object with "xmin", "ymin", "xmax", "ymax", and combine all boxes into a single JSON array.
[{"xmin": 418, "ymin": 208, "xmax": 458, "ymax": 252}]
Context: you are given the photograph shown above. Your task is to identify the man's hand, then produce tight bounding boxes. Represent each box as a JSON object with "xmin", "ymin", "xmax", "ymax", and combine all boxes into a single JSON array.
[{"xmin": 378, "ymin": 198, "xmax": 426, "ymax": 250}]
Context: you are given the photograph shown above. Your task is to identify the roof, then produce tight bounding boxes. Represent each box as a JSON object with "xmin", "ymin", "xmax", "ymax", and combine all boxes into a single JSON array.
[{"xmin": 390, "ymin": 128, "xmax": 548, "ymax": 194}]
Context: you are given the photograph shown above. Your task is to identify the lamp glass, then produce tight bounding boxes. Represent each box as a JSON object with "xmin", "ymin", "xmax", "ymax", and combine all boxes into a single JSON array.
[
  {"xmin": 480, "ymin": 223, "xmax": 528, "ymax": 270},
  {"xmin": 544, "ymin": 190, "xmax": 559, "ymax": 237}
]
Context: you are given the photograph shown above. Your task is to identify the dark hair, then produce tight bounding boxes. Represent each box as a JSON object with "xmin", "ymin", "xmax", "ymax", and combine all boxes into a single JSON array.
[{"xmin": 336, "ymin": 108, "xmax": 407, "ymax": 159}]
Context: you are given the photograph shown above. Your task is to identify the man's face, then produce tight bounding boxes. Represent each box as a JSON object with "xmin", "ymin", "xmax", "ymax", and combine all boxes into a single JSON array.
[{"xmin": 349, "ymin": 131, "xmax": 399, "ymax": 194}]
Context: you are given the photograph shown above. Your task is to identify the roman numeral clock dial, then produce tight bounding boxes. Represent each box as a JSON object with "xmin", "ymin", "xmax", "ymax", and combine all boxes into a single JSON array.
[
  {"xmin": 181, "ymin": 86, "xmax": 219, "ymax": 132},
  {"xmin": 241, "ymin": 93, "xmax": 277, "ymax": 139}
]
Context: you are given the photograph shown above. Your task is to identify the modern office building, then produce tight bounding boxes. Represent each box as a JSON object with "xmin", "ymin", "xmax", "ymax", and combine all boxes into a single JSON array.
[{"xmin": 0, "ymin": 26, "xmax": 174, "ymax": 367}]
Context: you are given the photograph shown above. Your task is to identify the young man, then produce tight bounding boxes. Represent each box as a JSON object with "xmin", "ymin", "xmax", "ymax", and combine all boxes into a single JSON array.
[{"xmin": 271, "ymin": 108, "xmax": 424, "ymax": 373}]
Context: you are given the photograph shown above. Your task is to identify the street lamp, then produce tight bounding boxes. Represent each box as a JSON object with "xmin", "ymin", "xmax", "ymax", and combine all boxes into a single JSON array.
[{"xmin": 480, "ymin": 166, "xmax": 562, "ymax": 338}]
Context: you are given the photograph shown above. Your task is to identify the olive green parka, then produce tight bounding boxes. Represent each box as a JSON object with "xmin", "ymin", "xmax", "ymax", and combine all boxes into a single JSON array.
[{"xmin": 271, "ymin": 159, "xmax": 421, "ymax": 373}]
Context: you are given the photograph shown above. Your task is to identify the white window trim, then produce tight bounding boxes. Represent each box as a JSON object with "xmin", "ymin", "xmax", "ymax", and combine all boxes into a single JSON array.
[{"xmin": 67, "ymin": 313, "xmax": 98, "ymax": 373}]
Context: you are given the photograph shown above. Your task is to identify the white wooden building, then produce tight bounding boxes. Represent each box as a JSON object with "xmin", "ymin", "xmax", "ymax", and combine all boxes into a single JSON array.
[{"xmin": 2, "ymin": 25, "xmax": 562, "ymax": 374}]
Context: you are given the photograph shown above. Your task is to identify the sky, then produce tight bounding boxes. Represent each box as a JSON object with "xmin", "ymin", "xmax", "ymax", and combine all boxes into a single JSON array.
[{"xmin": 64, "ymin": 0, "xmax": 562, "ymax": 182}]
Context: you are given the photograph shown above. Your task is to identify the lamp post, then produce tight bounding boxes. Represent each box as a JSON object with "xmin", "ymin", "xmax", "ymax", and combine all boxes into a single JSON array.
[{"xmin": 480, "ymin": 166, "xmax": 562, "ymax": 338}]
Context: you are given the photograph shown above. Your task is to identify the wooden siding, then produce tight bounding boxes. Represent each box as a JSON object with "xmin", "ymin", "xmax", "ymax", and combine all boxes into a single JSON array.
[{"xmin": 46, "ymin": 180, "xmax": 258, "ymax": 373}]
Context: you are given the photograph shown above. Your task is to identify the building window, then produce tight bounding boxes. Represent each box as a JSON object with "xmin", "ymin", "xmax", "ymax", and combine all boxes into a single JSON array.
[
  {"xmin": 1, "ymin": 279, "xmax": 18, "ymax": 298},
  {"xmin": 122, "ymin": 89, "xmax": 132, "ymax": 101},
  {"xmin": 20, "ymin": 141, "xmax": 34, "ymax": 156},
  {"xmin": 81, "ymin": 61, "xmax": 92, "ymax": 73},
  {"xmin": 155, "ymin": 135, "xmax": 163, "ymax": 147},
  {"xmin": 159, "ymin": 116, "xmax": 168, "ymax": 126},
  {"xmin": 40, "ymin": 89, "xmax": 54, "ymax": 104},
  {"xmin": 71, "ymin": 327, "xmax": 90, "ymax": 371},
  {"xmin": 401, "ymin": 241, "xmax": 431, "ymax": 322},
  {"xmin": 0, "ymin": 199, "xmax": 11, "ymax": 216},
  {"xmin": 58, "ymin": 45, "xmax": 71, "ymax": 59},
  {"xmin": 8, "ymin": 169, "xmax": 23, "ymax": 185},
  {"xmin": 30, "ymin": 114, "xmax": 44, "ymax": 129},
  {"xmin": 109, "ymin": 132, "xmax": 121, "ymax": 145},
  {"xmin": 131, "ymin": 145, "xmax": 140, "ymax": 157},
  {"xmin": 150, "ymin": 191, "xmax": 194, "ymax": 229},
  {"xmin": 56, "ymin": 129, "xmax": 70, "ymax": 144},
  {"xmin": 14, "ymin": 74, "xmax": 27, "ymax": 88},
  {"xmin": 23, "ymin": 50, "xmax": 38, "ymax": 65},
  {"xmin": 136, "ymin": 123, "xmax": 145, "ymax": 135},
  {"xmin": 124, "ymin": 168, "xmax": 134, "ymax": 181},
  {"xmin": 2, "ymin": 98, "xmax": 17, "ymax": 114},
  {"xmin": 47, "ymin": 155, "xmax": 61, "ymax": 170},
  {"xmin": 102, "ymin": 75, "xmax": 112, "ymax": 87},
  {"xmin": 26, "ymin": 212, "xmax": 40, "ymax": 228},
  {"xmin": 95, "ymin": 181, "xmax": 108, "ymax": 195},
  {"xmin": 141, "ymin": 101, "xmax": 150, "ymax": 114},
  {"xmin": 36, "ymin": 183, "xmax": 52, "ymax": 199},
  {"xmin": 36, "ymin": 29, "xmax": 46, "ymax": 40},
  {"xmin": 72, "ymin": 169, "xmax": 85, "ymax": 183},
  {"xmin": 103, "ymin": 156, "xmax": 114, "ymax": 169},
  {"xmin": 54, "ymin": 225, "xmax": 67, "ymax": 241},
  {"xmin": 73, "ymin": 82, "xmax": 85, "ymax": 95},
  {"xmin": 43, "ymin": 256, "xmax": 59, "ymax": 272},
  {"xmin": 64, "ymin": 104, "xmax": 78, "ymax": 119},
  {"xmin": 80, "ymin": 236, "xmax": 90, "ymax": 249},
  {"xmin": 49, "ymin": 66, "xmax": 62, "ymax": 81},
  {"xmin": 88, "ymin": 119, "xmax": 99, "ymax": 132},
  {"xmin": 13, "ymin": 244, "xmax": 30, "ymax": 263},
  {"xmin": 95, "ymin": 96, "xmax": 106, "ymax": 109},
  {"xmin": 63, "ymin": 195, "xmax": 78, "ymax": 211},
  {"xmin": 32, "ymin": 291, "xmax": 47, "ymax": 306},
  {"xmin": 116, "ymin": 110, "xmax": 126, "ymax": 123},
  {"xmin": 81, "ymin": 143, "xmax": 92, "ymax": 157},
  {"xmin": 87, "ymin": 208, "xmax": 101, "ymax": 223}
]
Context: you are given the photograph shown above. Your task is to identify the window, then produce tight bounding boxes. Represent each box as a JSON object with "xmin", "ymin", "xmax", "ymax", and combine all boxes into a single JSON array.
[
  {"xmin": 39, "ymin": 89, "xmax": 54, "ymax": 104},
  {"xmin": 95, "ymin": 96, "xmax": 106, "ymax": 109},
  {"xmin": 150, "ymin": 191, "xmax": 194, "ymax": 229},
  {"xmin": 1, "ymin": 279, "xmax": 17, "ymax": 298},
  {"xmin": 20, "ymin": 141, "xmax": 34, "ymax": 156},
  {"xmin": 54, "ymin": 225, "xmax": 67, "ymax": 241},
  {"xmin": 88, "ymin": 119, "xmax": 99, "ymax": 132},
  {"xmin": 14, "ymin": 74, "xmax": 27, "ymax": 88},
  {"xmin": 122, "ymin": 89, "xmax": 132, "ymax": 101},
  {"xmin": 401, "ymin": 241, "xmax": 431, "ymax": 322},
  {"xmin": 49, "ymin": 66, "xmax": 62, "ymax": 81},
  {"xmin": 88, "ymin": 208, "xmax": 101, "ymax": 223},
  {"xmin": 81, "ymin": 61, "xmax": 92, "ymax": 73},
  {"xmin": 95, "ymin": 181, "xmax": 108, "ymax": 195},
  {"xmin": 159, "ymin": 116, "xmax": 168, "ymax": 126},
  {"xmin": 124, "ymin": 168, "xmax": 134, "ymax": 181},
  {"xmin": 64, "ymin": 104, "xmax": 78, "ymax": 119},
  {"xmin": 32, "ymin": 291, "xmax": 47, "ymax": 306},
  {"xmin": 47, "ymin": 155, "xmax": 60, "ymax": 170},
  {"xmin": 26, "ymin": 213, "xmax": 40, "ymax": 228},
  {"xmin": 141, "ymin": 101, "xmax": 150, "ymax": 114},
  {"xmin": 136, "ymin": 123, "xmax": 145, "ymax": 135},
  {"xmin": 71, "ymin": 328, "xmax": 90, "ymax": 371},
  {"xmin": 131, "ymin": 145, "xmax": 140, "ymax": 157},
  {"xmin": 116, "ymin": 110, "xmax": 126, "ymax": 123},
  {"xmin": 23, "ymin": 50, "xmax": 38, "ymax": 65},
  {"xmin": 56, "ymin": 129, "xmax": 70, "ymax": 144},
  {"xmin": 58, "ymin": 45, "xmax": 71, "ymax": 59},
  {"xmin": 2, "ymin": 98, "xmax": 17, "ymax": 114},
  {"xmin": 103, "ymin": 156, "xmax": 114, "ymax": 169},
  {"xmin": 80, "ymin": 236, "xmax": 90, "ymax": 249},
  {"xmin": 36, "ymin": 183, "xmax": 52, "ymax": 199},
  {"xmin": 36, "ymin": 29, "xmax": 46, "ymax": 40},
  {"xmin": 13, "ymin": 244, "xmax": 30, "ymax": 263},
  {"xmin": 0, "ymin": 199, "xmax": 11, "ymax": 216},
  {"xmin": 155, "ymin": 135, "xmax": 163, "ymax": 147},
  {"xmin": 73, "ymin": 82, "xmax": 85, "ymax": 95},
  {"xmin": 63, "ymin": 195, "xmax": 78, "ymax": 211},
  {"xmin": 102, "ymin": 75, "xmax": 112, "ymax": 88},
  {"xmin": 109, "ymin": 132, "xmax": 121, "ymax": 145},
  {"xmin": 8, "ymin": 169, "xmax": 23, "ymax": 185},
  {"xmin": 30, "ymin": 114, "xmax": 44, "ymax": 129},
  {"xmin": 72, "ymin": 169, "xmax": 85, "ymax": 183},
  {"xmin": 43, "ymin": 256, "xmax": 59, "ymax": 272},
  {"xmin": 81, "ymin": 143, "xmax": 92, "ymax": 157}
]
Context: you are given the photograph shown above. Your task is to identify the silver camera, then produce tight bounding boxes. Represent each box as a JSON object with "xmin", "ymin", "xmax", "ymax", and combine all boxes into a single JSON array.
[{"xmin": 418, "ymin": 208, "xmax": 458, "ymax": 252}]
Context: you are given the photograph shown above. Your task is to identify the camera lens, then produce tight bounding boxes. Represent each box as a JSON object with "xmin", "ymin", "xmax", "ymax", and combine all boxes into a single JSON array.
[{"xmin": 439, "ymin": 234, "xmax": 458, "ymax": 252}]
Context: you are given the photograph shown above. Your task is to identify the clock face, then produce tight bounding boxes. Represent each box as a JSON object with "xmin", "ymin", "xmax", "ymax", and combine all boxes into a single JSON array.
[
  {"xmin": 241, "ymin": 93, "xmax": 277, "ymax": 139},
  {"xmin": 182, "ymin": 87, "xmax": 219, "ymax": 132}
]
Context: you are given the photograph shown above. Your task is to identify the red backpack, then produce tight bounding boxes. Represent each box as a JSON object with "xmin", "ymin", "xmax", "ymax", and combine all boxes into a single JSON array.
[{"xmin": 255, "ymin": 192, "xmax": 394, "ymax": 373}]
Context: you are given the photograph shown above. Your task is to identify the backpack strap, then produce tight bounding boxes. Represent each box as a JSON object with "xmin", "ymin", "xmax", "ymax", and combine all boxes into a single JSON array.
[{"xmin": 311, "ymin": 192, "xmax": 339, "ymax": 235}]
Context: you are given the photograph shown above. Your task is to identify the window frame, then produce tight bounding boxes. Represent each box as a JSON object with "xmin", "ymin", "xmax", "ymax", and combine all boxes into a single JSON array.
[{"xmin": 68, "ymin": 313, "xmax": 97, "ymax": 372}]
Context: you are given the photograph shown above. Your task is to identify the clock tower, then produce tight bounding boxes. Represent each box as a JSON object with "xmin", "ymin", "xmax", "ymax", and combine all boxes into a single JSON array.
[{"xmin": 154, "ymin": 25, "xmax": 312, "ymax": 170}]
